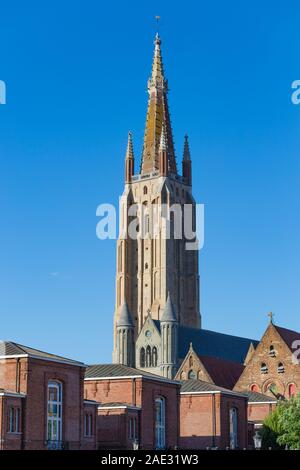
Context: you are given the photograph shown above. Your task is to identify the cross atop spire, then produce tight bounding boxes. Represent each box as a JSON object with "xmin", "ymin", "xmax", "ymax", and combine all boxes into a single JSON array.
[
  {"xmin": 140, "ymin": 34, "xmax": 177, "ymax": 176},
  {"xmin": 268, "ymin": 311, "xmax": 275, "ymax": 324}
]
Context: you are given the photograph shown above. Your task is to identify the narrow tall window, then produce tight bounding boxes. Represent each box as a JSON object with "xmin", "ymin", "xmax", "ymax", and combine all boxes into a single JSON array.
[
  {"xmin": 140, "ymin": 347, "xmax": 145, "ymax": 367},
  {"xmin": 155, "ymin": 397, "xmax": 166, "ymax": 449},
  {"xmin": 84, "ymin": 414, "xmax": 93, "ymax": 437},
  {"xmin": 47, "ymin": 381, "xmax": 63, "ymax": 443},
  {"xmin": 229, "ymin": 407, "xmax": 238, "ymax": 449},
  {"xmin": 152, "ymin": 347, "xmax": 158, "ymax": 367},
  {"xmin": 9, "ymin": 407, "xmax": 15, "ymax": 433},
  {"xmin": 146, "ymin": 345, "xmax": 152, "ymax": 367}
]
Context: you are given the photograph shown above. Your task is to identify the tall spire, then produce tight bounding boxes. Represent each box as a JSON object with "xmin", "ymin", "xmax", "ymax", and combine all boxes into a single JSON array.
[
  {"xmin": 182, "ymin": 134, "xmax": 192, "ymax": 185},
  {"xmin": 140, "ymin": 34, "xmax": 177, "ymax": 175},
  {"xmin": 125, "ymin": 131, "xmax": 134, "ymax": 183}
]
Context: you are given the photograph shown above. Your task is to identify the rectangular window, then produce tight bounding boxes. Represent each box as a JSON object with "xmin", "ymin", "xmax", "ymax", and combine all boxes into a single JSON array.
[
  {"xmin": 9, "ymin": 407, "xmax": 15, "ymax": 433},
  {"xmin": 47, "ymin": 381, "xmax": 63, "ymax": 443},
  {"xmin": 84, "ymin": 414, "xmax": 93, "ymax": 437},
  {"xmin": 15, "ymin": 408, "xmax": 21, "ymax": 433},
  {"xmin": 129, "ymin": 417, "xmax": 138, "ymax": 440}
]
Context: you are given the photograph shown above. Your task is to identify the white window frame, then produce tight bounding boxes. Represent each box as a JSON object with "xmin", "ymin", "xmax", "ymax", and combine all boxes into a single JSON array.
[
  {"xmin": 229, "ymin": 407, "xmax": 238, "ymax": 449},
  {"xmin": 155, "ymin": 397, "xmax": 166, "ymax": 449},
  {"xmin": 47, "ymin": 381, "xmax": 63, "ymax": 443}
]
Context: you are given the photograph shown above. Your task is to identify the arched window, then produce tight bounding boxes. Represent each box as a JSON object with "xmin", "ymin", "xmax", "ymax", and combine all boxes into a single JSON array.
[
  {"xmin": 155, "ymin": 397, "xmax": 166, "ymax": 449},
  {"xmin": 189, "ymin": 356, "xmax": 193, "ymax": 368},
  {"xmin": 47, "ymin": 381, "xmax": 63, "ymax": 443},
  {"xmin": 250, "ymin": 384, "xmax": 259, "ymax": 393},
  {"xmin": 140, "ymin": 348, "xmax": 145, "ymax": 367},
  {"xmin": 188, "ymin": 370, "xmax": 196, "ymax": 379},
  {"xmin": 260, "ymin": 363, "xmax": 268, "ymax": 374},
  {"xmin": 288, "ymin": 383, "xmax": 296, "ymax": 398},
  {"xmin": 277, "ymin": 362, "xmax": 285, "ymax": 374},
  {"xmin": 146, "ymin": 346, "xmax": 152, "ymax": 367},
  {"xmin": 143, "ymin": 186, "xmax": 148, "ymax": 195},
  {"xmin": 229, "ymin": 407, "xmax": 238, "ymax": 449},
  {"xmin": 152, "ymin": 347, "xmax": 158, "ymax": 367},
  {"xmin": 269, "ymin": 345, "xmax": 276, "ymax": 357}
]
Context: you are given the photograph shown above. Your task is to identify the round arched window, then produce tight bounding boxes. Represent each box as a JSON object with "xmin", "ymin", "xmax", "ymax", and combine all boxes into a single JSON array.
[{"xmin": 188, "ymin": 370, "xmax": 196, "ymax": 379}]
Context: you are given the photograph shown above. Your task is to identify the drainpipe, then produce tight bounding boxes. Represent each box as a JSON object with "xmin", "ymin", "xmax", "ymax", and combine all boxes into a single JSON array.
[
  {"xmin": 211, "ymin": 394, "xmax": 216, "ymax": 448},
  {"xmin": 0, "ymin": 397, "xmax": 4, "ymax": 450}
]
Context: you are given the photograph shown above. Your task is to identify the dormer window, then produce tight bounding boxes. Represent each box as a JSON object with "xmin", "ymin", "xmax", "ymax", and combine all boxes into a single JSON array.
[
  {"xmin": 261, "ymin": 363, "xmax": 268, "ymax": 374},
  {"xmin": 277, "ymin": 362, "xmax": 285, "ymax": 374},
  {"xmin": 269, "ymin": 345, "xmax": 276, "ymax": 357}
]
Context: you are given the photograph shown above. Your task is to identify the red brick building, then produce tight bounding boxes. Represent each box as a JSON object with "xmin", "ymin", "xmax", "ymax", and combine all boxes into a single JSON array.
[
  {"xmin": 0, "ymin": 341, "xmax": 97, "ymax": 450},
  {"xmin": 179, "ymin": 380, "xmax": 248, "ymax": 449},
  {"xmin": 84, "ymin": 364, "xmax": 180, "ymax": 450}
]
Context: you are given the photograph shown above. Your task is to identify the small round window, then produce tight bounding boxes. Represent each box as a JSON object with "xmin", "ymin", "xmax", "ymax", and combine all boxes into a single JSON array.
[{"xmin": 145, "ymin": 330, "xmax": 152, "ymax": 338}]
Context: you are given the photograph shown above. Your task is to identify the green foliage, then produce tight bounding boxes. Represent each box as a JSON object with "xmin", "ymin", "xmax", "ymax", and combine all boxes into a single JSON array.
[
  {"xmin": 261, "ymin": 395, "xmax": 300, "ymax": 450},
  {"xmin": 277, "ymin": 394, "xmax": 300, "ymax": 450}
]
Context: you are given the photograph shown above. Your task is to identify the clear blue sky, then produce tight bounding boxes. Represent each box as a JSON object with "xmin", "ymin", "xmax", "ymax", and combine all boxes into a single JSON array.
[{"xmin": 1, "ymin": 1, "xmax": 300, "ymax": 364}]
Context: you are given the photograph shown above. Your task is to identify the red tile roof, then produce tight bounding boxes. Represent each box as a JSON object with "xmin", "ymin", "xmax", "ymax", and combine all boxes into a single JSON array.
[
  {"xmin": 199, "ymin": 355, "xmax": 244, "ymax": 390},
  {"xmin": 275, "ymin": 325, "xmax": 300, "ymax": 351}
]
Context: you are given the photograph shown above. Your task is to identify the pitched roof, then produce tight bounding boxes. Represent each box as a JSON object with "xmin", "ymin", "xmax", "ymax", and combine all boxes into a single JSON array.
[
  {"xmin": 274, "ymin": 325, "xmax": 300, "ymax": 351},
  {"xmin": 199, "ymin": 355, "xmax": 244, "ymax": 390},
  {"xmin": 85, "ymin": 363, "xmax": 177, "ymax": 384},
  {"xmin": 117, "ymin": 303, "xmax": 134, "ymax": 327},
  {"xmin": 97, "ymin": 402, "xmax": 141, "ymax": 409},
  {"xmin": 161, "ymin": 294, "xmax": 177, "ymax": 322},
  {"xmin": 0, "ymin": 341, "xmax": 84, "ymax": 366},
  {"xmin": 245, "ymin": 391, "xmax": 277, "ymax": 403},
  {"xmin": 180, "ymin": 379, "xmax": 246, "ymax": 397},
  {"xmin": 178, "ymin": 326, "xmax": 258, "ymax": 364}
]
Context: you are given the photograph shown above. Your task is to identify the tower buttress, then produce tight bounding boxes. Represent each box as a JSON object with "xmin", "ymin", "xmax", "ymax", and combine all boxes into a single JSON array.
[
  {"xmin": 116, "ymin": 302, "xmax": 135, "ymax": 367},
  {"xmin": 161, "ymin": 294, "xmax": 178, "ymax": 379}
]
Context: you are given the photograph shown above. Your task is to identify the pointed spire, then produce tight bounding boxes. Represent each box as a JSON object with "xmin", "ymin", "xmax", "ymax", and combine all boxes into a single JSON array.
[
  {"xmin": 125, "ymin": 131, "xmax": 134, "ymax": 183},
  {"xmin": 151, "ymin": 33, "xmax": 164, "ymax": 84},
  {"xmin": 182, "ymin": 134, "xmax": 192, "ymax": 185},
  {"xmin": 140, "ymin": 34, "xmax": 177, "ymax": 175},
  {"xmin": 159, "ymin": 123, "xmax": 167, "ymax": 151},
  {"xmin": 126, "ymin": 131, "xmax": 134, "ymax": 160},
  {"xmin": 161, "ymin": 293, "xmax": 178, "ymax": 322},
  {"xmin": 183, "ymin": 135, "xmax": 191, "ymax": 160},
  {"xmin": 117, "ymin": 302, "xmax": 134, "ymax": 327}
]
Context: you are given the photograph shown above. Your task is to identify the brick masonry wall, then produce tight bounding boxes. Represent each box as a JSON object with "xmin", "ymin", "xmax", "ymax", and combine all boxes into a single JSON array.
[
  {"xmin": 84, "ymin": 376, "xmax": 179, "ymax": 450},
  {"xmin": 235, "ymin": 324, "xmax": 300, "ymax": 398}
]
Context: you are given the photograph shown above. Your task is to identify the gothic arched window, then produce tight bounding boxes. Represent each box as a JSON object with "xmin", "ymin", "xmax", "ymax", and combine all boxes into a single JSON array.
[
  {"xmin": 229, "ymin": 408, "xmax": 238, "ymax": 449},
  {"xmin": 260, "ymin": 363, "xmax": 268, "ymax": 374},
  {"xmin": 188, "ymin": 370, "xmax": 196, "ymax": 379},
  {"xmin": 140, "ymin": 348, "xmax": 145, "ymax": 367},
  {"xmin": 146, "ymin": 346, "xmax": 152, "ymax": 367},
  {"xmin": 152, "ymin": 347, "xmax": 158, "ymax": 367},
  {"xmin": 143, "ymin": 186, "xmax": 148, "ymax": 195},
  {"xmin": 277, "ymin": 362, "xmax": 285, "ymax": 374},
  {"xmin": 288, "ymin": 383, "xmax": 296, "ymax": 398}
]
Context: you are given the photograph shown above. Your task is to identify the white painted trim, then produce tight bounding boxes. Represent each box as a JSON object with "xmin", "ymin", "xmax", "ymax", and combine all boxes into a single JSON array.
[
  {"xmin": 180, "ymin": 390, "xmax": 248, "ymax": 398},
  {"xmin": 248, "ymin": 401, "xmax": 277, "ymax": 405},
  {"xmin": 98, "ymin": 405, "xmax": 141, "ymax": 411},
  {"xmin": 0, "ymin": 353, "xmax": 85, "ymax": 367},
  {"xmin": 0, "ymin": 392, "xmax": 26, "ymax": 398}
]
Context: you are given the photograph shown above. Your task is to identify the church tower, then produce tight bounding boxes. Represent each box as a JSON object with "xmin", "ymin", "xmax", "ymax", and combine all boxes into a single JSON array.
[{"xmin": 113, "ymin": 33, "xmax": 201, "ymax": 364}]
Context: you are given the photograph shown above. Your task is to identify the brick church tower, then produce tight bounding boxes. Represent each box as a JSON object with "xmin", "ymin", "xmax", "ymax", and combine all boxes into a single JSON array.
[{"xmin": 113, "ymin": 34, "xmax": 201, "ymax": 374}]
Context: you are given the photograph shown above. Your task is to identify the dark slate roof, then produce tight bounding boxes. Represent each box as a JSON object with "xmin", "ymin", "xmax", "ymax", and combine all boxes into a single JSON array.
[
  {"xmin": 117, "ymin": 303, "xmax": 134, "ymax": 327},
  {"xmin": 178, "ymin": 326, "xmax": 259, "ymax": 364},
  {"xmin": 199, "ymin": 355, "xmax": 244, "ymax": 390},
  {"xmin": 275, "ymin": 325, "xmax": 300, "ymax": 351},
  {"xmin": 85, "ymin": 363, "xmax": 174, "ymax": 382},
  {"xmin": 153, "ymin": 320, "xmax": 161, "ymax": 332},
  {"xmin": 161, "ymin": 294, "xmax": 177, "ymax": 322},
  {"xmin": 245, "ymin": 391, "xmax": 277, "ymax": 403},
  {"xmin": 0, "ymin": 340, "xmax": 84, "ymax": 366},
  {"xmin": 181, "ymin": 379, "xmax": 246, "ymax": 397}
]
